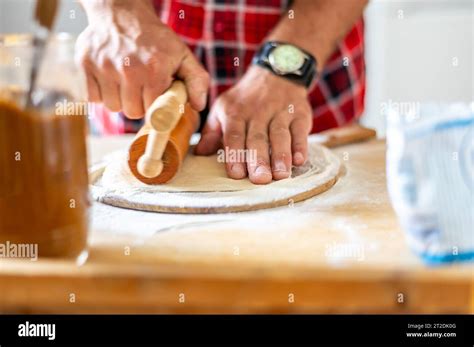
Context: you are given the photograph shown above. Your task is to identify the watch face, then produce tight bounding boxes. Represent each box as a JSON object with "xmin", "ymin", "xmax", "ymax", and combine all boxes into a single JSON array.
[{"xmin": 268, "ymin": 44, "xmax": 305, "ymax": 74}]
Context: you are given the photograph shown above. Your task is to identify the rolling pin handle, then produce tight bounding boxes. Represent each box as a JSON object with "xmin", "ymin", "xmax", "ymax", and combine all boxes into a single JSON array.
[
  {"xmin": 129, "ymin": 80, "xmax": 198, "ymax": 184},
  {"xmin": 136, "ymin": 128, "xmax": 169, "ymax": 178},
  {"xmin": 137, "ymin": 155, "xmax": 164, "ymax": 178},
  {"xmin": 135, "ymin": 81, "xmax": 187, "ymax": 178}
]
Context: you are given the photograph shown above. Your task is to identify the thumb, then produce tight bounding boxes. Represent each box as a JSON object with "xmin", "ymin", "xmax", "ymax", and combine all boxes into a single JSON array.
[
  {"xmin": 195, "ymin": 110, "xmax": 223, "ymax": 155},
  {"xmin": 177, "ymin": 53, "xmax": 210, "ymax": 111}
]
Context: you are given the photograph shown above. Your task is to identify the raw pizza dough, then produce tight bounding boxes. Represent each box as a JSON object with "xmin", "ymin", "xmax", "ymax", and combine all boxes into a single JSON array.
[{"xmin": 90, "ymin": 136, "xmax": 341, "ymax": 213}]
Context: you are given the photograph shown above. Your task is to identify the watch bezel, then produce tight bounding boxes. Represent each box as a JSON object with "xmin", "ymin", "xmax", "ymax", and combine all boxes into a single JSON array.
[
  {"xmin": 252, "ymin": 41, "xmax": 318, "ymax": 89},
  {"xmin": 267, "ymin": 44, "xmax": 306, "ymax": 75}
]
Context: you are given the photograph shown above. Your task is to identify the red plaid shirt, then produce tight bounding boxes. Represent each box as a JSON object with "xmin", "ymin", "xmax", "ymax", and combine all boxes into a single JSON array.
[{"xmin": 90, "ymin": 0, "xmax": 365, "ymax": 135}]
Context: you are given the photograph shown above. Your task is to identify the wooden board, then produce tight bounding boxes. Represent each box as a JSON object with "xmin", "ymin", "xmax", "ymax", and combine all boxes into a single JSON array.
[
  {"xmin": 0, "ymin": 138, "xmax": 472, "ymax": 314},
  {"xmin": 89, "ymin": 124, "xmax": 375, "ymax": 214}
]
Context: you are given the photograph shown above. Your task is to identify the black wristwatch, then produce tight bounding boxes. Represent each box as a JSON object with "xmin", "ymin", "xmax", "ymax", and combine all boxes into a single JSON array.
[{"xmin": 252, "ymin": 41, "xmax": 317, "ymax": 89}]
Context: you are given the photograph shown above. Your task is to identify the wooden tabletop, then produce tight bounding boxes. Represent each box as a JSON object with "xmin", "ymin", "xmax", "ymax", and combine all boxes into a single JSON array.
[{"xmin": 0, "ymin": 137, "xmax": 472, "ymax": 313}]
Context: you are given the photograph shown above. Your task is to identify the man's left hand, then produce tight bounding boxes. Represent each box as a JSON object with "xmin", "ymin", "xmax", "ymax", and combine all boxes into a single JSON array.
[{"xmin": 195, "ymin": 65, "xmax": 312, "ymax": 184}]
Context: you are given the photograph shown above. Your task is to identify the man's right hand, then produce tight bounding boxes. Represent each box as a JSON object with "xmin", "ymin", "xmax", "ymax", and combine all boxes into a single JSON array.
[{"xmin": 76, "ymin": 0, "xmax": 209, "ymax": 118}]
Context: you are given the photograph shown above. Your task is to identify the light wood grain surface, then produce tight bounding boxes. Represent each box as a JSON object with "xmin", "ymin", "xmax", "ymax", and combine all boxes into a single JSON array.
[{"xmin": 0, "ymin": 137, "xmax": 472, "ymax": 313}]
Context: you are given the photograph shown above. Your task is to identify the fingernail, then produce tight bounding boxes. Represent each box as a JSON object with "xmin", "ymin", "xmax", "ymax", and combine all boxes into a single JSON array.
[
  {"xmin": 273, "ymin": 160, "xmax": 287, "ymax": 173},
  {"xmin": 294, "ymin": 152, "xmax": 304, "ymax": 164},
  {"xmin": 231, "ymin": 164, "xmax": 244, "ymax": 177},
  {"xmin": 254, "ymin": 165, "xmax": 271, "ymax": 176}
]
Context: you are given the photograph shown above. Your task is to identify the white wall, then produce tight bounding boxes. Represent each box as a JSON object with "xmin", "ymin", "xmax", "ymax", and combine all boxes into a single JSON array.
[
  {"xmin": 0, "ymin": 0, "xmax": 87, "ymax": 34},
  {"xmin": 363, "ymin": 0, "xmax": 473, "ymax": 136},
  {"xmin": 1, "ymin": 0, "xmax": 473, "ymax": 137}
]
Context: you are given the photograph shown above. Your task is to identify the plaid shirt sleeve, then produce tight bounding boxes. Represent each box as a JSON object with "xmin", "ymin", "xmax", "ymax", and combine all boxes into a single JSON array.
[{"xmin": 91, "ymin": 0, "xmax": 365, "ymax": 135}]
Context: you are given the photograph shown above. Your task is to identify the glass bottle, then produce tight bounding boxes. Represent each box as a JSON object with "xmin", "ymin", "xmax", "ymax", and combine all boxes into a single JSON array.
[{"xmin": 0, "ymin": 33, "xmax": 89, "ymax": 264}]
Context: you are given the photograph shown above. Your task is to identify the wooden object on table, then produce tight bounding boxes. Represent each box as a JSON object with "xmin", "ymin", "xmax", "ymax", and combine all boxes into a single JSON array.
[
  {"xmin": 127, "ymin": 81, "xmax": 199, "ymax": 184},
  {"xmin": 0, "ymin": 139, "xmax": 472, "ymax": 314},
  {"xmin": 315, "ymin": 123, "xmax": 377, "ymax": 148}
]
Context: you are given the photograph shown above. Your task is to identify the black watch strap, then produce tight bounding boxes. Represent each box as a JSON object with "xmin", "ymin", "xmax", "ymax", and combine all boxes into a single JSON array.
[{"xmin": 252, "ymin": 41, "xmax": 317, "ymax": 89}]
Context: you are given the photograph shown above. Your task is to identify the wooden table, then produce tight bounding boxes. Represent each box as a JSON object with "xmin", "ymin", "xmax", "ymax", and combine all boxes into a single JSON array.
[{"xmin": 0, "ymin": 137, "xmax": 472, "ymax": 313}]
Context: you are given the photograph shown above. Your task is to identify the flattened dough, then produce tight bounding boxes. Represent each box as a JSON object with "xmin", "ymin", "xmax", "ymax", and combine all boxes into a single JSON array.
[{"xmin": 90, "ymin": 136, "xmax": 341, "ymax": 213}]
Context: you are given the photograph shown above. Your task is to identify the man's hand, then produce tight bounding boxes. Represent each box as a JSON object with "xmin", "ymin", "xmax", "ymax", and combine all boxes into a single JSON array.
[
  {"xmin": 76, "ymin": 0, "xmax": 209, "ymax": 118},
  {"xmin": 195, "ymin": 65, "xmax": 312, "ymax": 185}
]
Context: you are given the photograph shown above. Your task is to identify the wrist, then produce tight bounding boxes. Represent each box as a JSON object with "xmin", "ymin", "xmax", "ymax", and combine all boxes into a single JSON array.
[{"xmin": 246, "ymin": 65, "xmax": 308, "ymax": 95}]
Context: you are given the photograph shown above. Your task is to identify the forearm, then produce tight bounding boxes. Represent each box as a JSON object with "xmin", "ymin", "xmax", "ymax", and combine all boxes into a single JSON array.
[{"xmin": 267, "ymin": 0, "xmax": 368, "ymax": 68}]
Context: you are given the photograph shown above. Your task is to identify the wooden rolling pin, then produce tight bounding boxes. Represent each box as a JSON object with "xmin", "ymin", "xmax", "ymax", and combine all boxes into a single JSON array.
[{"xmin": 128, "ymin": 81, "xmax": 199, "ymax": 184}]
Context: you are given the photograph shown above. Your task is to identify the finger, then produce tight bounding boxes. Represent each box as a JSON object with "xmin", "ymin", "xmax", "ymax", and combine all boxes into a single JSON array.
[
  {"xmin": 85, "ymin": 72, "xmax": 102, "ymax": 103},
  {"xmin": 76, "ymin": 49, "xmax": 102, "ymax": 103},
  {"xmin": 176, "ymin": 53, "xmax": 210, "ymax": 111},
  {"xmin": 120, "ymin": 81, "xmax": 145, "ymax": 119},
  {"xmin": 96, "ymin": 75, "xmax": 121, "ymax": 112},
  {"xmin": 143, "ymin": 63, "xmax": 173, "ymax": 110},
  {"xmin": 194, "ymin": 108, "xmax": 223, "ymax": 156},
  {"xmin": 142, "ymin": 77, "xmax": 172, "ymax": 110},
  {"xmin": 269, "ymin": 114, "xmax": 292, "ymax": 180},
  {"xmin": 246, "ymin": 120, "xmax": 272, "ymax": 184},
  {"xmin": 290, "ymin": 116, "xmax": 311, "ymax": 166},
  {"xmin": 222, "ymin": 117, "xmax": 247, "ymax": 180}
]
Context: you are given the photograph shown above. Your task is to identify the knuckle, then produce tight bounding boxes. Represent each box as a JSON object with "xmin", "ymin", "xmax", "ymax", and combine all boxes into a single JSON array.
[
  {"xmin": 78, "ymin": 54, "xmax": 92, "ymax": 70},
  {"xmin": 146, "ymin": 75, "xmax": 171, "ymax": 93},
  {"xmin": 96, "ymin": 56, "xmax": 109, "ymax": 68},
  {"xmin": 291, "ymin": 134, "xmax": 308, "ymax": 147},
  {"xmin": 292, "ymin": 118, "xmax": 309, "ymax": 130},
  {"xmin": 299, "ymin": 112, "xmax": 313, "ymax": 129},
  {"xmin": 293, "ymin": 99, "xmax": 311, "ymax": 112},
  {"xmin": 270, "ymin": 125, "xmax": 290, "ymax": 136},
  {"xmin": 292, "ymin": 142, "xmax": 307, "ymax": 152},
  {"xmin": 144, "ymin": 58, "xmax": 163, "ymax": 76},
  {"xmin": 300, "ymin": 104, "xmax": 312, "ymax": 116},
  {"xmin": 121, "ymin": 66, "xmax": 137, "ymax": 79},
  {"xmin": 272, "ymin": 151, "xmax": 291, "ymax": 162},
  {"xmin": 254, "ymin": 157, "xmax": 269, "ymax": 166},
  {"xmin": 222, "ymin": 102, "xmax": 241, "ymax": 119},
  {"xmin": 197, "ymin": 70, "xmax": 210, "ymax": 84},
  {"xmin": 144, "ymin": 53, "xmax": 160, "ymax": 66},
  {"xmin": 218, "ymin": 93, "xmax": 232, "ymax": 106},
  {"xmin": 97, "ymin": 59, "xmax": 116, "ymax": 74},
  {"xmin": 224, "ymin": 130, "xmax": 243, "ymax": 142},
  {"xmin": 249, "ymin": 132, "xmax": 268, "ymax": 143},
  {"xmin": 121, "ymin": 64, "xmax": 143, "ymax": 81}
]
